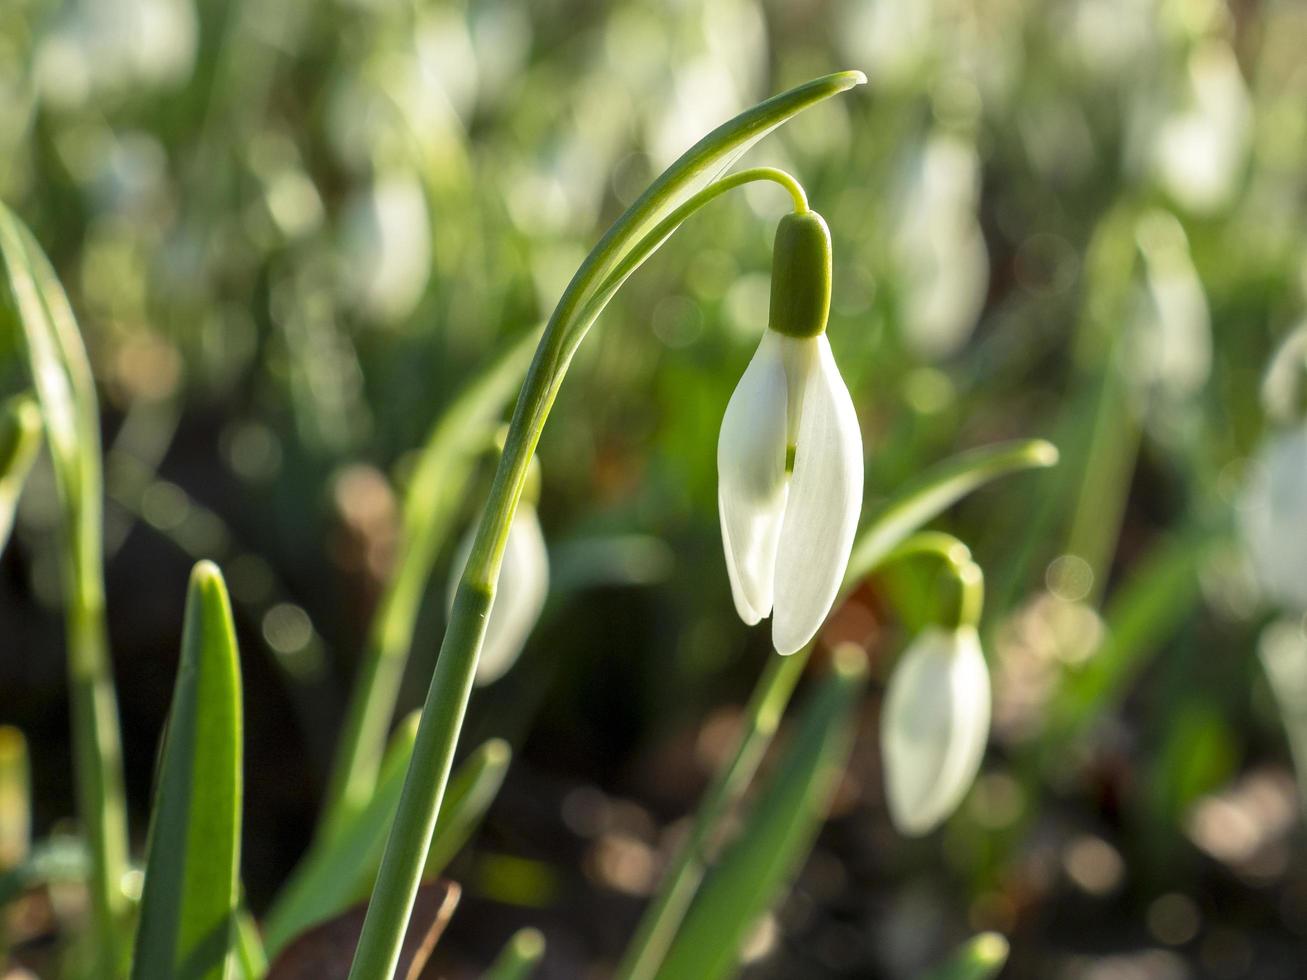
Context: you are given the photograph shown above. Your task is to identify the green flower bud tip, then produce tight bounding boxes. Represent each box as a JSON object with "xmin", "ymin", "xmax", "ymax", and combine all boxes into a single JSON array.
[{"xmin": 768, "ymin": 209, "xmax": 832, "ymax": 339}]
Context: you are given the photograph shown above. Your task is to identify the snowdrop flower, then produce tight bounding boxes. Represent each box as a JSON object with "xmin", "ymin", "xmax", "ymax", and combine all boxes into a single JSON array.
[
  {"xmin": 1239, "ymin": 327, "xmax": 1307, "ymax": 613},
  {"xmin": 718, "ymin": 209, "xmax": 863, "ymax": 655},
  {"xmin": 881, "ymin": 625, "xmax": 991, "ymax": 835},
  {"xmin": 449, "ymin": 458, "xmax": 549, "ymax": 685}
]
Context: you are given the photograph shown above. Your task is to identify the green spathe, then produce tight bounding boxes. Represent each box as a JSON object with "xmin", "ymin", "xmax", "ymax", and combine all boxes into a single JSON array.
[{"xmin": 768, "ymin": 210, "xmax": 832, "ymax": 339}]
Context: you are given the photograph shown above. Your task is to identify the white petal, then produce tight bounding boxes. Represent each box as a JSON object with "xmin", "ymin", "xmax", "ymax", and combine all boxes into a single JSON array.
[
  {"xmin": 1239, "ymin": 427, "xmax": 1307, "ymax": 612},
  {"xmin": 880, "ymin": 627, "xmax": 991, "ymax": 836},
  {"xmin": 771, "ymin": 335, "xmax": 863, "ymax": 654},
  {"xmin": 718, "ymin": 332, "xmax": 790, "ymax": 624},
  {"xmin": 447, "ymin": 507, "xmax": 550, "ymax": 686}
]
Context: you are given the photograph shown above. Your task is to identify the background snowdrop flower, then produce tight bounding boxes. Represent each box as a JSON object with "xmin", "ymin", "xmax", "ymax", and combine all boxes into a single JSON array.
[
  {"xmin": 718, "ymin": 209, "xmax": 863, "ymax": 655},
  {"xmin": 449, "ymin": 459, "xmax": 550, "ymax": 685},
  {"xmin": 881, "ymin": 625, "xmax": 991, "ymax": 836},
  {"xmin": 1239, "ymin": 326, "xmax": 1307, "ymax": 613}
]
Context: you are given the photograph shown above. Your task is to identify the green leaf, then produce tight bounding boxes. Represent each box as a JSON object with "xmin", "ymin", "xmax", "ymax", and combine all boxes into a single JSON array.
[
  {"xmin": 653, "ymin": 647, "xmax": 868, "ymax": 980},
  {"xmin": 0, "ymin": 203, "xmax": 129, "ymax": 967},
  {"xmin": 233, "ymin": 907, "xmax": 268, "ymax": 980},
  {"xmin": 0, "ymin": 393, "xmax": 41, "ymax": 553},
  {"xmin": 481, "ymin": 927, "xmax": 545, "ymax": 980},
  {"xmin": 920, "ymin": 932, "xmax": 1010, "ymax": 980},
  {"xmin": 424, "ymin": 738, "xmax": 511, "ymax": 879},
  {"xmin": 266, "ymin": 730, "xmax": 508, "ymax": 957},
  {"xmin": 322, "ymin": 330, "xmax": 538, "ymax": 834},
  {"xmin": 1043, "ymin": 529, "xmax": 1207, "ymax": 749},
  {"xmin": 264, "ymin": 715, "xmax": 421, "ymax": 956},
  {"xmin": 132, "ymin": 561, "xmax": 243, "ymax": 980},
  {"xmin": 846, "ymin": 439, "xmax": 1060, "ymax": 585},
  {"xmin": 0, "ymin": 725, "xmax": 29, "ymax": 874}
]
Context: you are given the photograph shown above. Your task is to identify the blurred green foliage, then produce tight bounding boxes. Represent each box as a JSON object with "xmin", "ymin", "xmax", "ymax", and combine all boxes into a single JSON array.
[{"xmin": 4, "ymin": 0, "xmax": 1307, "ymax": 977}]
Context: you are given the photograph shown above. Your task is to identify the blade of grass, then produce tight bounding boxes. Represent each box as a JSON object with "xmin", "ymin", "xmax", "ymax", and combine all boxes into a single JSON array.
[
  {"xmin": 617, "ymin": 439, "xmax": 1057, "ymax": 980},
  {"xmin": 234, "ymin": 907, "xmax": 268, "ymax": 980},
  {"xmin": 264, "ymin": 716, "xmax": 422, "ymax": 956},
  {"xmin": 266, "ymin": 730, "xmax": 508, "ymax": 957},
  {"xmin": 0, "ymin": 204, "xmax": 129, "ymax": 970},
  {"xmin": 652, "ymin": 646, "xmax": 867, "ymax": 980},
  {"xmin": 322, "ymin": 330, "xmax": 537, "ymax": 838},
  {"xmin": 481, "ymin": 927, "xmax": 545, "ymax": 980},
  {"xmin": 919, "ymin": 933, "xmax": 1010, "ymax": 980},
  {"xmin": 422, "ymin": 738, "xmax": 511, "ymax": 880},
  {"xmin": 131, "ymin": 561, "xmax": 243, "ymax": 980},
  {"xmin": 0, "ymin": 393, "xmax": 41, "ymax": 553},
  {"xmin": 0, "ymin": 726, "xmax": 29, "ymax": 872}
]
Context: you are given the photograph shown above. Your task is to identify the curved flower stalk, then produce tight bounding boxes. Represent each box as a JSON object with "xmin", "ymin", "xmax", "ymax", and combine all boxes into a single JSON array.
[
  {"xmin": 346, "ymin": 73, "xmax": 867, "ymax": 980},
  {"xmin": 718, "ymin": 210, "xmax": 863, "ymax": 654},
  {"xmin": 447, "ymin": 456, "xmax": 549, "ymax": 686},
  {"xmin": 879, "ymin": 536, "xmax": 990, "ymax": 836}
]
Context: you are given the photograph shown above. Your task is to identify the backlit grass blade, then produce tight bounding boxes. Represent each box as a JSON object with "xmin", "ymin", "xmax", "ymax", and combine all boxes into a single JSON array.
[
  {"xmin": 847, "ymin": 439, "xmax": 1060, "ymax": 584},
  {"xmin": 481, "ymin": 927, "xmax": 545, "ymax": 980},
  {"xmin": 233, "ymin": 907, "xmax": 267, "ymax": 980},
  {"xmin": 0, "ymin": 726, "xmax": 29, "ymax": 872},
  {"xmin": 264, "ymin": 715, "xmax": 421, "ymax": 956},
  {"xmin": 0, "ymin": 393, "xmax": 40, "ymax": 553},
  {"xmin": 131, "ymin": 561, "xmax": 243, "ymax": 980},
  {"xmin": 322, "ymin": 331, "xmax": 537, "ymax": 836},
  {"xmin": 423, "ymin": 738, "xmax": 511, "ymax": 880},
  {"xmin": 920, "ymin": 933, "xmax": 1010, "ymax": 980},
  {"xmin": 0, "ymin": 203, "xmax": 129, "ymax": 969},
  {"xmin": 653, "ymin": 647, "xmax": 867, "ymax": 980}
]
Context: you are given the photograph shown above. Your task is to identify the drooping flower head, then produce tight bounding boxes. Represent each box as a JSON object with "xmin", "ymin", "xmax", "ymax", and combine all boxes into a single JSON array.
[
  {"xmin": 880, "ymin": 625, "xmax": 991, "ymax": 836},
  {"xmin": 717, "ymin": 209, "xmax": 864, "ymax": 655}
]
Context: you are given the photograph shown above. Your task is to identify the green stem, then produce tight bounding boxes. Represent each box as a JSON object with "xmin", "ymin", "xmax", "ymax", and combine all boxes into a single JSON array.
[
  {"xmin": 615, "ymin": 538, "xmax": 981, "ymax": 980},
  {"xmin": 879, "ymin": 531, "xmax": 985, "ymax": 629},
  {"xmin": 344, "ymin": 167, "xmax": 809, "ymax": 980},
  {"xmin": 615, "ymin": 650, "xmax": 809, "ymax": 980},
  {"xmin": 66, "ymin": 556, "xmax": 129, "ymax": 972}
]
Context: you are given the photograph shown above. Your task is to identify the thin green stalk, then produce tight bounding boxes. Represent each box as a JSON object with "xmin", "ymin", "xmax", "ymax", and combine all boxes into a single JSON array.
[
  {"xmin": 0, "ymin": 206, "xmax": 129, "ymax": 972},
  {"xmin": 617, "ymin": 441, "xmax": 1057, "ymax": 980},
  {"xmin": 615, "ymin": 651, "xmax": 808, "ymax": 980},
  {"xmin": 345, "ymin": 72, "xmax": 866, "ymax": 980}
]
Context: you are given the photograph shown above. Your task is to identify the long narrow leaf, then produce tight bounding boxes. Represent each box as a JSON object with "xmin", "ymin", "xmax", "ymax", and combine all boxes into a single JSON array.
[
  {"xmin": 0, "ymin": 203, "xmax": 129, "ymax": 967},
  {"xmin": 847, "ymin": 439, "xmax": 1059, "ymax": 585},
  {"xmin": 0, "ymin": 393, "xmax": 41, "ymax": 552},
  {"xmin": 423, "ymin": 738, "xmax": 511, "ymax": 879},
  {"xmin": 920, "ymin": 933, "xmax": 1010, "ymax": 980},
  {"xmin": 654, "ymin": 647, "xmax": 868, "ymax": 980},
  {"xmin": 323, "ymin": 331, "xmax": 537, "ymax": 834},
  {"xmin": 264, "ymin": 715, "xmax": 421, "ymax": 955},
  {"xmin": 481, "ymin": 927, "xmax": 545, "ymax": 980},
  {"xmin": 132, "ymin": 561, "xmax": 243, "ymax": 980}
]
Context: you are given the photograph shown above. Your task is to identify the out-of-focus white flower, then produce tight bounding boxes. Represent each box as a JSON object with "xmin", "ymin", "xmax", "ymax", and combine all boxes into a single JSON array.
[
  {"xmin": 881, "ymin": 626, "xmax": 991, "ymax": 836},
  {"xmin": 340, "ymin": 172, "xmax": 431, "ymax": 324},
  {"xmin": 1152, "ymin": 41, "xmax": 1251, "ymax": 214},
  {"xmin": 1123, "ymin": 210, "xmax": 1211, "ymax": 400},
  {"xmin": 718, "ymin": 211, "xmax": 863, "ymax": 655},
  {"xmin": 449, "ymin": 502, "xmax": 550, "ymax": 687},
  {"xmin": 1240, "ymin": 425, "xmax": 1307, "ymax": 613},
  {"xmin": 890, "ymin": 134, "xmax": 989, "ymax": 359},
  {"xmin": 1261, "ymin": 324, "xmax": 1307, "ymax": 426}
]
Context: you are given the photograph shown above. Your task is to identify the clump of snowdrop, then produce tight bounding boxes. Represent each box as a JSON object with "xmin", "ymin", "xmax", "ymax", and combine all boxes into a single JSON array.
[
  {"xmin": 881, "ymin": 624, "xmax": 991, "ymax": 836},
  {"xmin": 1240, "ymin": 325, "xmax": 1307, "ymax": 613},
  {"xmin": 717, "ymin": 208, "xmax": 863, "ymax": 655},
  {"xmin": 449, "ymin": 453, "xmax": 550, "ymax": 685}
]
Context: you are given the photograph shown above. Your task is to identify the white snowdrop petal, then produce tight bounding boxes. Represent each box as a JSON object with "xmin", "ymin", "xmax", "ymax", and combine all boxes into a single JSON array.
[
  {"xmin": 881, "ymin": 627, "xmax": 991, "ymax": 836},
  {"xmin": 1239, "ymin": 427, "xmax": 1307, "ymax": 612},
  {"xmin": 475, "ymin": 506, "xmax": 550, "ymax": 685},
  {"xmin": 771, "ymin": 335, "xmax": 863, "ymax": 654},
  {"xmin": 718, "ymin": 331, "xmax": 790, "ymax": 623},
  {"xmin": 447, "ymin": 507, "xmax": 550, "ymax": 686}
]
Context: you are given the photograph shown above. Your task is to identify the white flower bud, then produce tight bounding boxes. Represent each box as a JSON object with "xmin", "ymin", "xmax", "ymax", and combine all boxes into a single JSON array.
[
  {"xmin": 881, "ymin": 626, "xmax": 991, "ymax": 836},
  {"xmin": 1239, "ymin": 426, "xmax": 1307, "ymax": 614}
]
